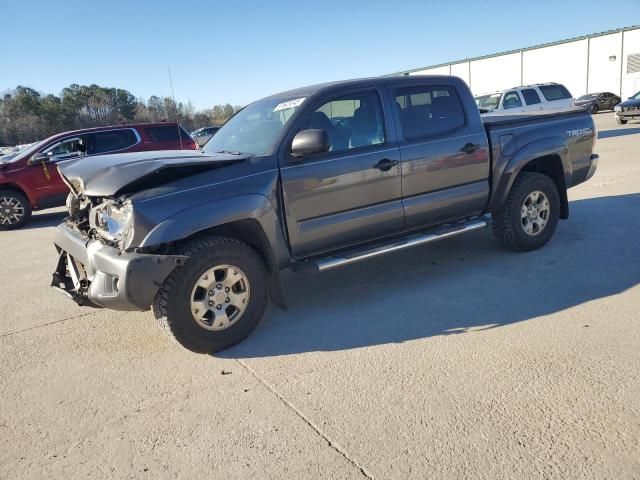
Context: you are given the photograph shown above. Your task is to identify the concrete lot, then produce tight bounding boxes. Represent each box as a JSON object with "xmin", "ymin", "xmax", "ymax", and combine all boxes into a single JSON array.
[{"xmin": 1, "ymin": 113, "xmax": 639, "ymax": 479}]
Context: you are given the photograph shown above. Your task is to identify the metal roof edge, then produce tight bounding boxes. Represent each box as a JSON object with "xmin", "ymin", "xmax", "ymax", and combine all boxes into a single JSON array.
[{"xmin": 388, "ymin": 25, "xmax": 640, "ymax": 76}]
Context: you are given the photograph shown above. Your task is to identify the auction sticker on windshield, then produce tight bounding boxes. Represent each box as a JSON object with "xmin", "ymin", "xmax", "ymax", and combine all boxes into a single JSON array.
[{"xmin": 273, "ymin": 98, "xmax": 305, "ymax": 112}]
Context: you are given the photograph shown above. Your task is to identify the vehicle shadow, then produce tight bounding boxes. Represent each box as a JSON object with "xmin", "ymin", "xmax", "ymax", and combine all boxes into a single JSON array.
[
  {"xmin": 598, "ymin": 127, "xmax": 640, "ymax": 139},
  {"xmin": 22, "ymin": 210, "xmax": 67, "ymax": 230},
  {"xmin": 221, "ymin": 193, "xmax": 640, "ymax": 358}
]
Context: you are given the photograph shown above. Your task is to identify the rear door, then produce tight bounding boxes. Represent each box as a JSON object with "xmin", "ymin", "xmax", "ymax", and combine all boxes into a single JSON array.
[
  {"xmin": 280, "ymin": 89, "xmax": 403, "ymax": 257},
  {"xmin": 391, "ymin": 82, "xmax": 490, "ymax": 229}
]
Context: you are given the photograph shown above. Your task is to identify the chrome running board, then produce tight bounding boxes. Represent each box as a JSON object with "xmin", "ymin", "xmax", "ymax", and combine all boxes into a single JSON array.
[{"xmin": 294, "ymin": 217, "xmax": 488, "ymax": 273}]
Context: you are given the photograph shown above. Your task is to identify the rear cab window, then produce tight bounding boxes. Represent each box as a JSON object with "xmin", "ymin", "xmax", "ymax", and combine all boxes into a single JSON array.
[
  {"xmin": 394, "ymin": 85, "xmax": 466, "ymax": 140},
  {"xmin": 538, "ymin": 84, "xmax": 572, "ymax": 101}
]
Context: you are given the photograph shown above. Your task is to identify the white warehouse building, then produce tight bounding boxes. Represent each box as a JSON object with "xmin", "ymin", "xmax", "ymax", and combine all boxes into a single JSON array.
[{"xmin": 397, "ymin": 25, "xmax": 640, "ymax": 100}]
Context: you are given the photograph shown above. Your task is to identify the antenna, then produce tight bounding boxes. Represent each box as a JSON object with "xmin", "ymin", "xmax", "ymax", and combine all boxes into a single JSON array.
[{"xmin": 168, "ymin": 66, "xmax": 183, "ymax": 149}]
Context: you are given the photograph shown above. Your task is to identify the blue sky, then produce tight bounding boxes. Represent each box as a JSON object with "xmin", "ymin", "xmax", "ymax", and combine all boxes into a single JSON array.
[{"xmin": 2, "ymin": 0, "xmax": 639, "ymax": 109}]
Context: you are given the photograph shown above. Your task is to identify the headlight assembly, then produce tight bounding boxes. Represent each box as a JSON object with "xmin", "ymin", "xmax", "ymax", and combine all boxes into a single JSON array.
[
  {"xmin": 91, "ymin": 200, "xmax": 134, "ymax": 247},
  {"xmin": 614, "ymin": 105, "xmax": 622, "ymax": 112}
]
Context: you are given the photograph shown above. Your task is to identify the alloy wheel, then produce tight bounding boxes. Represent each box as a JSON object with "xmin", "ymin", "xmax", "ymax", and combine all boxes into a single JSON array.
[
  {"xmin": 521, "ymin": 190, "xmax": 550, "ymax": 236},
  {"xmin": 190, "ymin": 265, "xmax": 251, "ymax": 331},
  {"xmin": 0, "ymin": 196, "xmax": 25, "ymax": 226}
]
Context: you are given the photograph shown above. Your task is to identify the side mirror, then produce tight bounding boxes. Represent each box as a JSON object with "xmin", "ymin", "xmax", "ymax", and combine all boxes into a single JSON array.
[
  {"xmin": 28, "ymin": 152, "xmax": 50, "ymax": 165},
  {"xmin": 291, "ymin": 129, "xmax": 330, "ymax": 158}
]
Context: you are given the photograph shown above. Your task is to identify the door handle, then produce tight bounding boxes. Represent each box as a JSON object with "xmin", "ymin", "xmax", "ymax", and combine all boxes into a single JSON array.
[
  {"xmin": 374, "ymin": 158, "xmax": 398, "ymax": 171},
  {"xmin": 460, "ymin": 143, "xmax": 478, "ymax": 155}
]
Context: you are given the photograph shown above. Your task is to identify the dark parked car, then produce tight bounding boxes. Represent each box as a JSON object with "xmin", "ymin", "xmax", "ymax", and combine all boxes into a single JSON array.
[
  {"xmin": 575, "ymin": 92, "xmax": 621, "ymax": 114},
  {"xmin": 51, "ymin": 75, "xmax": 597, "ymax": 353},
  {"xmin": 191, "ymin": 126, "xmax": 220, "ymax": 147},
  {"xmin": 0, "ymin": 123, "xmax": 197, "ymax": 229},
  {"xmin": 614, "ymin": 90, "xmax": 640, "ymax": 124}
]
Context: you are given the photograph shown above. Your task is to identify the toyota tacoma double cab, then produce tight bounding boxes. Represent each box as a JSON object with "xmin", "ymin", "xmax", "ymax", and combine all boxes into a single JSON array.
[{"xmin": 51, "ymin": 76, "xmax": 598, "ymax": 353}]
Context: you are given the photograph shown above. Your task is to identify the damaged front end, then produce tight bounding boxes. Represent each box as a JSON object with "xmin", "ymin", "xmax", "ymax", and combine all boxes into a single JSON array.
[
  {"xmin": 51, "ymin": 150, "xmax": 249, "ymax": 310},
  {"xmin": 52, "ymin": 189, "xmax": 186, "ymax": 311},
  {"xmin": 50, "ymin": 220, "xmax": 186, "ymax": 311}
]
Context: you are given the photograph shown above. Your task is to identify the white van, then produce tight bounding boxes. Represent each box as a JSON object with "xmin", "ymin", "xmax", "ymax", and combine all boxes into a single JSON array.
[{"xmin": 475, "ymin": 83, "xmax": 574, "ymax": 114}]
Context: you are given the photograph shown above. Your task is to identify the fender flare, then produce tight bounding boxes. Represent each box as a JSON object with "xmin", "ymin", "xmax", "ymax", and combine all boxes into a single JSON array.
[
  {"xmin": 138, "ymin": 193, "xmax": 290, "ymax": 309},
  {"xmin": 487, "ymin": 136, "xmax": 571, "ymax": 215},
  {"xmin": 140, "ymin": 192, "xmax": 284, "ymax": 250}
]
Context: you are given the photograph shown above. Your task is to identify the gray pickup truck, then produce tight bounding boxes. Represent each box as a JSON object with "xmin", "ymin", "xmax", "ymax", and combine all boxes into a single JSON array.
[{"xmin": 51, "ymin": 75, "xmax": 598, "ymax": 353}]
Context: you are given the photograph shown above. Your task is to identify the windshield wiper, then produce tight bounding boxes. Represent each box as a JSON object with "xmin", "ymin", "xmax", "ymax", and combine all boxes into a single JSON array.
[{"xmin": 213, "ymin": 150, "xmax": 244, "ymax": 156}]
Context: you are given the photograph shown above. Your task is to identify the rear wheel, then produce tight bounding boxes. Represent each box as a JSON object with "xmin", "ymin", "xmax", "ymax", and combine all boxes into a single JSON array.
[
  {"xmin": 153, "ymin": 236, "xmax": 268, "ymax": 354},
  {"xmin": 0, "ymin": 190, "xmax": 32, "ymax": 230},
  {"xmin": 616, "ymin": 116, "xmax": 627, "ymax": 125},
  {"xmin": 492, "ymin": 172, "xmax": 560, "ymax": 252}
]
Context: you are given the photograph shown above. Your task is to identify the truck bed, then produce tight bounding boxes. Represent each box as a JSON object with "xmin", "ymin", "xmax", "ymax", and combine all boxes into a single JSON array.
[
  {"xmin": 480, "ymin": 107, "xmax": 596, "ymax": 215},
  {"xmin": 481, "ymin": 107, "xmax": 588, "ymax": 128}
]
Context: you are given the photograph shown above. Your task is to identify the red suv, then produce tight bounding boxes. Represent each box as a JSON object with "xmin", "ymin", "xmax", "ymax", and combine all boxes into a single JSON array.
[{"xmin": 0, "ymin": 122, "xmax": 197, "ymax": 229}]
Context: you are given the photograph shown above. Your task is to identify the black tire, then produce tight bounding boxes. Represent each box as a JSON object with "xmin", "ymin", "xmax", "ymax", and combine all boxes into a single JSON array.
[
  {"xmin": 153, "ymin": 236, "xmax": 268, "ymax": 354},
  {"xmin": 616, "ymin": 116, "xmax": 627, "ymax": 125},
  {"xmin": 590, "ymin": 104, "xmax": 599, "ymax": 114},
  {"xmin": 492, "ymin": 172, "xmax": 560, "ymax": 252},
  {"xmin": 0, "ymin": 189, "xmax": 32, "ymax": 230}
]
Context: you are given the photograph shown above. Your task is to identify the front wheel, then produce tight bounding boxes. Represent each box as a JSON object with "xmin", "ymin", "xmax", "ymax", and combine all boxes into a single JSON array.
[
  {"xmin": 153, "ymin": 236, "xmax": 268, "ymax": 353},
  {"xmin": 492, "ymin": 172, "xmax": 560, "ymax": 252},
  {"xmin": 0, "ymin": 190, "xmax": 32, "ymax": 230},
  {"xmin": 616, "ymin": 116, "xmax": 627, "ymax": 125},
  {"xmin": 590, "ymin": 104, "xmax": 599, "ymax": 114}
]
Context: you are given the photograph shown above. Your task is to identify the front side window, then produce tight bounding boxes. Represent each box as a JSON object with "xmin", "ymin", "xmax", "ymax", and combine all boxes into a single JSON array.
[
  {"xmin": 521, "ymin": 89, "xmax": 541, "ymax": 105},
  {"xmin": 539, "ymin": 84, "xmax": 572, "ymax": 101},
  {"xmin": 298, "ymin": 91, "xmax": 385, "ymax": 153},
  {"xmin": 87, "ymin": 129, "xmax": 137, "ymax": 155},
  {"xmin": 395, "ymin": 85, "xmax": 465, "ymax": 139},
  {"xmin": 502, "ymin": 91, "xmax": 523, "ymax": 109},
  {"xmin": 43, "ymin": 137, "xmax": 84, "ymax": 161}
]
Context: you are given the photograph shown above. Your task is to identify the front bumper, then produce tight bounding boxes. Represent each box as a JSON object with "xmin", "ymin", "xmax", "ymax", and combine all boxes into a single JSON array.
[
  {"xmin": 616, "ymin": 109, "xmax": 640, "ymax": 119},
  {"xmin": 51, "ymin": 223, "xmax": 186, "ymax": 311}
]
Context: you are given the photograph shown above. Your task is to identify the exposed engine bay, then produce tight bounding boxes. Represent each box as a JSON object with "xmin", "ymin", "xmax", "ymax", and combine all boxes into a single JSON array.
[{"xmin": 65, "ymin": 193, "xmax": 131, "ymax": 249}]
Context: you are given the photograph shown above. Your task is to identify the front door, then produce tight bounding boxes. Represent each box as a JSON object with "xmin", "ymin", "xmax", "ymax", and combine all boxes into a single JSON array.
[
  {"xmin": 280, "ymin": 89, "xmax": 403, "ymax": 257},
  {"xmin": 29, "ymin": 136, "xmax": 86, "ymax": 207}
]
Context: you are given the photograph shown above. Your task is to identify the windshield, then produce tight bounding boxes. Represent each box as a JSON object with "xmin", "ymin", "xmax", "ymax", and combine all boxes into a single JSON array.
[
  {"xmin": 475, "ymin": 93, "xmax": 501, "ymax": 110},
  {"xmin": 631, "ymin": 91, "xmax": 640, "ymax": 100},
  {"xmin": 1, "ymin": 140, "xmax": 45, "ymax": 163},
  {"xmin": 203, "ymin": 96, "xmax": 306, "ymax": 156},
  {"xmin": 577, "ymin": 94, "xmax": 598, "ymax": 100}
]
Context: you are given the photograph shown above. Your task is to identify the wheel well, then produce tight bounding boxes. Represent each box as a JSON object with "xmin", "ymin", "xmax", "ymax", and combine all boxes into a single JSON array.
[
  {"xmin": 0, "ymin": 183, "xmax": 27, "ymax": 196},
  {"xmin": 520, "ymin": 155, "xmax": 569, "ymax": 219},
  {"xmin": 181, "ymin": 219, "xmax": 277, "ymax": 274}
]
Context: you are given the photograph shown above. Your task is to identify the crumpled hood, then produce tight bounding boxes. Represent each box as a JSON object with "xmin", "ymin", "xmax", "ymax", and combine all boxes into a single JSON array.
[{"xmin": 58, "ymin": 150, "xmax": 246, "ymax": 197}]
